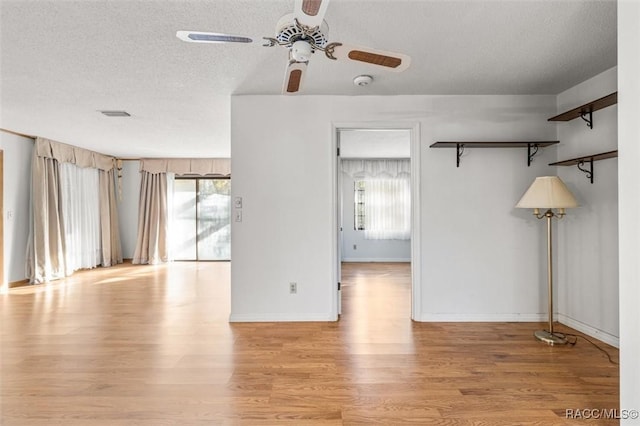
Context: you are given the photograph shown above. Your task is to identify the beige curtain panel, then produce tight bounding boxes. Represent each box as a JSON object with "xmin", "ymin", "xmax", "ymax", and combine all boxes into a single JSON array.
[
  {"xmin": 99, "ymin": 169, "xmax": 123, "ymax": 267},
  {"xmin": 27, "ymin": 137, "xmax": 123, "ymax": 283},
  {"xmin": 139, "ymin": 158, "xmax": 230, "ymax": 176},
  {"xmin": 132, "ymin": 172, "xmax": 169, "ymax": 265},
  {"xmin": 26, "ymin": 155, "xmax": 66, "ymax": 283}
]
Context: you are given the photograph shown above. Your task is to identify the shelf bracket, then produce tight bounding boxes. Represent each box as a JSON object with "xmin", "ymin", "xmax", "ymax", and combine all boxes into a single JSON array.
[
  {"xmin": 580, "ymin": 109, "xmax": 593, "ymax": 129},
  {"xmin": 577, "ymin": 158, "xmax": 594, "ymax": 184},
  {"xmin": 456, "ymin": 143, "xmax": 464, "ymax": 168},
  {"xmin": 527, "ymin": 143, "xmax": 539, "ymax": 167}
]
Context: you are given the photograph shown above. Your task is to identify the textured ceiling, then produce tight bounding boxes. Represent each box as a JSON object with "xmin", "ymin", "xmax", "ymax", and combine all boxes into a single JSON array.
[{"xmin": 0, "ymin": 0, "xmax": 617, "ymax": 157}]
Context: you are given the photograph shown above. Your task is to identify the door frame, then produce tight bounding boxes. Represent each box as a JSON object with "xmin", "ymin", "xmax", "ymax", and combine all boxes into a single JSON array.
[
  {"xmin": 0, "ymin": 150, "xmax": 4, "ymax": 291},
  {"xmin": 331, "ymin": 122, "xmax": 422, "ymax": 320}
]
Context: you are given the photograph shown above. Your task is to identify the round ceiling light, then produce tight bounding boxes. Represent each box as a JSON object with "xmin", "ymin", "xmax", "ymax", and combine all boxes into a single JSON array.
[
  {"xmin": 353, "ymin": 75, "xmax": 373, "ymax": 86},
  {"xmin": 291, "ymin": 40, "xmax": 313, "ymax": 62}
]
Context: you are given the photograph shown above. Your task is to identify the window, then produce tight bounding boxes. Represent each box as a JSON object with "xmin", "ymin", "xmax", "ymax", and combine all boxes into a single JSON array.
[
  {"xmin": 354, "ymin": 180, "xmax": 366, "ymax": 230},
  {"xmin": 354, "ymin": 177, "xmax": 410, "ymax": 240},
  {"xmin": 171, "ymin": 177, "xmax": 231, "ymax": 260}
]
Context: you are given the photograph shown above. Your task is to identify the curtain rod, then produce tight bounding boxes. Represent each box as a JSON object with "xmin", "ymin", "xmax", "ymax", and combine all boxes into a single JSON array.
[
  {"xmin": 117, "ymin": 157, "xmax": 231, "ymax": 161},
  {"xmin": 0, "ymin": 131, "xmax": 225, "ymax": 164},
  {"xmin": 0, "ymin": 129, "xmax": 136, "ymax": 159},
  {"xmin": 0, "ymin": 128, "xmax": 36, "ymax": 139}
]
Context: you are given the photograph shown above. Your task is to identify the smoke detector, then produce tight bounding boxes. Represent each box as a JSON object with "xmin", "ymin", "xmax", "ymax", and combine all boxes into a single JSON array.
[{"xmin": 353, "ymin": 75, "xmax": 373, "ymax": 86}]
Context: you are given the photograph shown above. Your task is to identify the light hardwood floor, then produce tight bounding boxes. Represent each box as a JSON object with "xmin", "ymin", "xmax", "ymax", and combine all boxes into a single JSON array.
[{"xmin": 1, "ymin": 262, "xmax": 619, "ymax": 425}]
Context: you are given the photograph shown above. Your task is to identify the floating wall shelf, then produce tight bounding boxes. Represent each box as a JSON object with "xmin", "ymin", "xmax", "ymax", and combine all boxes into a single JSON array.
[
  {"xmin": 549, "ymin": 150, "xmax": 618, "ymax": 184},
  {"xmin": 429, "ymin": 141, "xmax": 559, "ymax": 167},
  {"xmin": 548, "ymin": 92, "xmax": 617, "ymax": 129}
]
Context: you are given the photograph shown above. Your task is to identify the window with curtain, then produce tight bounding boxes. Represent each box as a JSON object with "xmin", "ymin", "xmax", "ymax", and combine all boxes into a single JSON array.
[
  {"xmin": 342, "ymin": 159, "xmax": 411, "ymax": 241},
  {"xmin": 132, "ymin": 158, "xmax": 230, "ymax": 265},
  {"xmin": 59, "ymin": 163, "xmax": 101, "ymax": 271},
  {"xmin": 362, "ymin": 177, "xmax": 411, "ymax": 240},
  {"xmin": 27, "ymin": 137, "xmax": 123, "ymax": 283}
]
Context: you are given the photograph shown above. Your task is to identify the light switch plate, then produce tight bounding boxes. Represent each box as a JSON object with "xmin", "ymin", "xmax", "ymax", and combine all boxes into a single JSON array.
[{"xmin": 234, "ymin": 197, "xmax": 242, "ymax": 209}]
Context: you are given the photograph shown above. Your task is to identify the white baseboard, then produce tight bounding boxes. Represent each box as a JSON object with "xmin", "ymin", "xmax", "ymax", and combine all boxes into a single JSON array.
[
  {"xmin": 341, "ymin": 258, "xmax": 411, "ymax": 263},
  {"xmin": 228, "ymin": 311, "xmax": 619, "ymax": 348},
  {"xmin": 229, "ymin": 312, "xmax": 337, "ymax": 322},
  {"xmin": 557, "ymin": 314, "xmax": 619, "ymax": 348},
  {"xmin": 414, "ymin": 313, "xmax": 547, "ymax": 322},
  {"xmin": 413, "ymin": 313, "xmax": 620, "ymax": 347}
]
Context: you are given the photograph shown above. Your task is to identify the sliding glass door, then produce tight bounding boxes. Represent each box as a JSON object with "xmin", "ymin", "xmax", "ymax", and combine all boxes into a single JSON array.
[{"xmin": 171, "ymin": 178, "xmax": 230, "ymax": 261}]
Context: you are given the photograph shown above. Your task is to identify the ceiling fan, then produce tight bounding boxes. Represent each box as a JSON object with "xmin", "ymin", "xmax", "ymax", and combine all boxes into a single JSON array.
[{"xmin": 176, "ymin": 0, "xmax": 411, "ymax": 94}]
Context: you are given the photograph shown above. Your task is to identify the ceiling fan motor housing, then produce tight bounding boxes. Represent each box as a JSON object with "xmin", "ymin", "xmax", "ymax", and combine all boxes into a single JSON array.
[{"xmin": 275, "ymin": 13, "xmax": 328, "ymax": 48}]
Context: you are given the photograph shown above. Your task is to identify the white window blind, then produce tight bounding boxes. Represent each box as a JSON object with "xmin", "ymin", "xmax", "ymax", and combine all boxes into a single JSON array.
[{"xmin": 363, "ymin": 177, "xmax": 411, "ymax": 240}]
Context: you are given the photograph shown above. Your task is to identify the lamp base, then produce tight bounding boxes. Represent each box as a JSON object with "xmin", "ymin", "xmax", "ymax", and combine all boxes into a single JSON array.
[{"xmin": 534, "ymin": 330, "xmax": 567, "ymax": 346}]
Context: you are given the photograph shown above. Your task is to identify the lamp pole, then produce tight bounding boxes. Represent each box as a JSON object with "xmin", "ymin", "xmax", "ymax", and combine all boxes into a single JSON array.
[
  {"xmin": 546, "ymin": 210, "xmax": 554, "ymax": 336},
  {"xmin": 533, "ymin": 208, "xmax": 567, "ymax": 345}
]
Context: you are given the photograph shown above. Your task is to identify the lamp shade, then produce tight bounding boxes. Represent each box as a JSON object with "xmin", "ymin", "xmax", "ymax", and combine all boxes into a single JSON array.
[{"xmin": 516, "ymin": 176, "xmax": 579, "ymax": 209}]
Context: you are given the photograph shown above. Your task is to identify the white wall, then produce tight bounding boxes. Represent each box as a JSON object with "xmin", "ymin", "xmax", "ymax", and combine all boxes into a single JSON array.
[
  {"xmin": 618, "ymin": 0, "xmax": 640, "ymax": 420},
  {"xmin": 556, "ymin": 68, "xmax": 619, "ymax": 346},
  {"xmin": 231, "ymin": 95, "xmax": 558, "ymax": 322},
  {"xmin": 0, "ymin": 132, "xmax": 33, "ymax": 283},
  {"xmin": 117, "ymin": 160, "xmax": 140, "ymax": 259},
  {"xmin": 341, "ymin": 171, "xmax": 411, "ymax": 262}
]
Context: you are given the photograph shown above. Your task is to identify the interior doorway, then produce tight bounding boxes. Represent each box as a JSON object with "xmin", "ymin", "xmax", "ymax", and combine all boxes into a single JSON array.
[{"xmin": 335, "ymin": 127, "xmax": 418, "ymax": 318}]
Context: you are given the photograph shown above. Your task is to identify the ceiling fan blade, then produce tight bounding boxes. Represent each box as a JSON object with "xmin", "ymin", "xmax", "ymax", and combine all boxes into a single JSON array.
[
  {"xmin": 283, "ymin": 61, "xmax": 307, "ymax": 95},
  {"xmin": 176, "ymin": 31, "xmax": 253, "ymax": 44},
  {"xmin": 328, "ymin": 43, "xmax": 411, "ymax": 72},
  {"xmin": 294, "ymin": 0, "xmax": 330, "ymax": 28}
]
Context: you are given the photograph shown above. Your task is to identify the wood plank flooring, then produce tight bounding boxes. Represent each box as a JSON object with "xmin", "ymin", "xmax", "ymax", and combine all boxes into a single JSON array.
[{"xmin": 1, "ymin": 262, "xmax": 619, "ymax": 425}]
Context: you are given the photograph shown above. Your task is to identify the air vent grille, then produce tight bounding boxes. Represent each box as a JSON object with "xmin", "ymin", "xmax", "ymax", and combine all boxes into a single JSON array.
[{"xmin": 100, "ymin": 111, "xmax": 130, "ymax": 117}]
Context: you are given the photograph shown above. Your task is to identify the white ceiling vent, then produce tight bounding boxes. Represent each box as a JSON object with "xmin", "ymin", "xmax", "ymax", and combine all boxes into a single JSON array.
[{"xmin": 100, "ymin": 110, "xmax": 131, "ymax": 117}]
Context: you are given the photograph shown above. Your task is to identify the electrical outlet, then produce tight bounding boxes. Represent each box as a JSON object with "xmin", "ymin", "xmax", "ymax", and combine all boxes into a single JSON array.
[{"xmin": 289, "ymin": 282, "xmax": 297, "ymax": 294}]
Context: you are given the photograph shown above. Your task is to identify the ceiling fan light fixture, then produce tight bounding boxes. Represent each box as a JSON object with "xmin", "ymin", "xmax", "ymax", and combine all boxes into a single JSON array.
[
  {"xmin": 353, "ymin": 75, "xmax": 373, "ymax": 86},
  {"xmin": 291, "ymin": 40, "xmax": 313, "ymax": 62}
]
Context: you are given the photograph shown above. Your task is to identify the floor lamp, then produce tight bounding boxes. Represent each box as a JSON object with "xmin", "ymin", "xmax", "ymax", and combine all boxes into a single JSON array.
[{"xmin": 516, "ymin": 176, "xmax": 578, "ymax": 345}]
